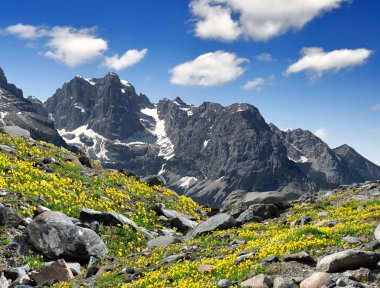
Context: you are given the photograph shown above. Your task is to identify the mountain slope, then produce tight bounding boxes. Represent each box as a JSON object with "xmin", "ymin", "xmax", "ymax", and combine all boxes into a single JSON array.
[
  {"xmin": 334, "ymin": 144, "xmax": 380, "ymax": 181},
  {"xmin": 0, "ymin": 67, "xmax": 66, "ymax": 147}
]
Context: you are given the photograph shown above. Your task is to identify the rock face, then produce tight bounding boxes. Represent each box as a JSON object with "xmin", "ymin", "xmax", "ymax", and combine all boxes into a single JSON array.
[
  {"xmin": 43, "ymin": 71, "xmax": 380, "ymax": 207},
  {"xmin": 0, "ymin": 67, "xmax": 66, "ymax": 147},
  {"xmin": 316, "ymin": 249, "xmax": 380, "ymax": 272},
  {"xmin": 186, "ymin": 213, "xmax": 236, "ymax": 239},
  {"xmin": 220, "ymin": 190, "xmax": 288, "ymax": 218},
  {"xmin": 270, "ymin": 124, "xmax": 371, "ymax": 188},
  {"xmin": 26, "ymin": 211, "xmax": 107, "ymax": 263}
]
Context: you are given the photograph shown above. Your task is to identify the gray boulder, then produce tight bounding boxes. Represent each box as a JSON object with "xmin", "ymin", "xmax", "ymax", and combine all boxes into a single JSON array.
[
  {"xmin": 273, "ymin": 277, "xmax": 298, "ymax": 288},
  {"xmin": 0, "ymin": 203, "xmax": 23, "ymax": 227},
  {"xmin": 317, "ymin": 249, "xmax": 380, "ymax": 272},
  {"xmin": 26, "ymin": 211, "xmax": 107, "ymax": 263},
  {"xmin": 186, "ymin": 213, "xmax": 236, "ymax": 239},
  {"xmin": 236, "ymin": 204, "xmax": 281, "ymax": 224},
  {"xmin": 220, "ymin": 190, "xmax": 288, "ymax": 217},
  {"xmin": 0, "ymin": 274, "xmax": 8, "ymax": 288},
  {"xmin": 79, "ymin": 208, "xmax": 153, "ymax": 239},
  {"xmin": 0, "ymin": 126, "xmax": 30, "ymax": 138},
  {"xmin": 147, "ymin": 235, "xmax": 182, "ymax": 249}
]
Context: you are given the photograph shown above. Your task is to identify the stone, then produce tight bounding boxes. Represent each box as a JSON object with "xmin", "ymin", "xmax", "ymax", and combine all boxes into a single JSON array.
[
  {"xmin": 186, "ymin": 213, "xmax": 237, "ymax": 239},
  {"xmin": 316, "ymin": 249, "xmax": 380, "ymax": 272},
  {"xmin": 241, "ymin": 274, "xmax": 272, "ymax": 288},
  {"xmin": 343, "ymin": 267, "xmax": 371, "ymax": 282},
  {"xmin": 0, "ymin": 188, "xmax": 6, "ymax": 197},
  {"xmin": 235, "ymin": 252, "xmax": 255, "ymax": 265},
  {"xmin": 147, "ymin": 235, "xmax": 182, "ymax": 249},
  {"xmin": 78, "ymin": 155, "xmax": 92, "ymax": 168},
  {"xmin": 236, "ymin": 204, "xmax": 281, "ymax": 224},
  {"xmin": 3, "ymin": 268, "xmax": 26, "ymax": 281},
  {"xmin": 291, "ymin": 216, "xmax": 312, "ymax": 227},
  {"xmin": 94, "ymin": 265, "xmax": 114, "ymax": 278},
  {"xmin": 0, "ymin": 145, "xmax": 16, "ymax": 154},
  {"xmin": 374, "ymin": 224, "xmax": 380, "ymax": 242},
  {"xmin": 273, "ymin": 277, "xmax": 298, "ymax": 288},
  {"xmin": 79, "ymin": 208, "xmax": 153, "ymax": 239},
  {"xmin": 0, "ymin": 274, "xmax": 8, "ymax": 288},
  {"xmin": 342, "ymin": 236, "xmax": 362, "ymax": 244},
  {"xmin": 8, "ymin": 275, "xmax": 32, "ymax": 288},
  {"xmin": 220, "ymin": 190, "xmax": 288, "ymax": 217},
  {"xmin": 262, "ymin": 256, "xmax": 280, "ymax": 263},
  {"xmin": 37, "ymin": 205, "xmax": 51, "ymax": 214},
  {"xmin": 300, "ymin": 272, "xmax": 331, "ymax": 288},
  {"xmin": 197, "ymin": 264, "xmax": 214, "ymax": 273},
  {"xmin": 30, "ymin": 259, "xmax": 74, "ymax": 286},
  {"xmin": 0, "ymin": 203, "xmax": 23, "ymax": 227},
  {"xmin": 27, "ymin": 211, "xmax": 107, "ymax": 263},
  {"xmin": 63, "ymin": 155, "xmax": 82, "ymax": 167},
  {"xmin": 161, "ymin": 254, "xmax": 188, "ymax": 264},
  {"xmin": 142, "ymin": 175, "xmax": 166, "ymax": 187},
  {"xmin": 217, "ymin": 279, "xmax": 232, "ymax": 287},
  {"xmin": 0, "ymin": 126, "xmax": 30, "ymax": 138},
  {"xmin": 364, "ymin": 240, "xmax": 380, "ymax": 250},
  {"xmin": 317, "ymin": 211, "xmax": 329, "ymax": 217},
  {"xmin": 283, "ymin": 251, "xmax": 315, "ymax": 264}
]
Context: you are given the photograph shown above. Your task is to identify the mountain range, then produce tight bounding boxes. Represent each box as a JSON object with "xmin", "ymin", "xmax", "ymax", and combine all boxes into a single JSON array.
[{"xmin": 1, "ymin": 67, "xmax": 380, "ymax": 207}]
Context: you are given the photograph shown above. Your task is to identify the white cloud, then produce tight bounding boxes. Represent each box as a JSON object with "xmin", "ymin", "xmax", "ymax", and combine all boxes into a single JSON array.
[
  {"xmin": 314, "ymin": 128, "xmax": 328, "ymax": 140},
  {"xmin": 286, "ymin": 47, "xmax": 373, "ymax": 79},
  {"xmin": 242, "ymin": 77, "xmax": 265, "ymax": 91},
  {"xmin": 3, "ymin": 23, "xmax": 46, "ymax": 39},
  {"xmin": 170, "ymin": 51, "xmax": 247, "ymax": 86},
  {"xmin": 45, "ymin": 27, "xmax": 108, "ymax": 67},
  {"xmin": 190, "ymin": 0, "xmax": 347, "ymax": 41},
  {"xmin": 256, "ymin": 53, "xmax": 273, "ymax": 62},
  {"xmin": 371, "ymin": 103, "xmax": 380, "ymax": 112},
  {"xmin": 103, "ymin": 49, "xmax": 148, "ymax": 71}
]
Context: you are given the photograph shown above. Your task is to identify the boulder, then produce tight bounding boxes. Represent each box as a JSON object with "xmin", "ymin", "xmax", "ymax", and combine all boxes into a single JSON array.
[
  {"xmin": 142, "ymin": 175, "xmax": 166, "ymax": 187},
  {"xmin": 79, "ymin": 208, "xmax": 153, "ymax": 239},
  {"xmin": 0, "ymin": 126, "xmax": 30, "ymax": 138},
  {"xmin": 27, "ymin": 211, "xmax": 107, "ymax": 263},
  {"xmin": 300, "ymin": 272, "xmax": 331, "ymax": 288},
  {"xmin": 0, "ymin": 203, "xmax": 23, "ymax": 227},
  {"xmin": 186, "ymin": 213, "xmax": 237, "ymax": 239},
  {"xmin": 316, "ymin": 249, "xmax": 380, "ymax": 273},
  {"xmin": 0, "ymin": 145, "xmax": 16, "ymax": 154},
  {"xmin": 147, "ymin": 235, "xmax": 182, "ymax": 249},
  {"xmin": 283, "ymin": 252, "xmax": 315, "ymax": 264},
  {"xmin": 220, "ymin": 190, "xmax": 288, "ymax": 217},
  {"xmin": 63, "ymin": 155, "xmax": 82, "ymax": 167},
  {"xmin": 241, "ymin": 274, "xmax": 272, "ymax": 288},
  {"xmin": 197, "ymin": 264, "xmax": 214, "ymax": 273},
  {"xmin": 236, "ymin": 204, "xmax": 281, "ymax": 224},
  {"xmin": 3, "ymin": 268, "xmax": 26, "ymax": 281},
  {"xmin": 217, "ymin": 279, "xmax": 232, "ymax": 287},
  {"xmin": 273, "ymin": 277, "xmax": 298, "ymax": 288},
  {"xmin": 30, "ymin": 259, "xmax": 74, "ymax": 286},
  {"xmin": 78, "ymin": 155, "xmax": 92, "ymax": 168},
  {"xmin": 161, "ymin": 253, "xmax": 188, "ymax": 264},
  {"xmin": 0, "ymin": 274, "xmax": 8, "ymax": 288}
]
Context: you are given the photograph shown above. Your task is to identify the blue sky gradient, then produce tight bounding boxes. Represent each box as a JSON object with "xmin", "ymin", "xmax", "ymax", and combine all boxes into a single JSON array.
[{"xmin": 0, "ymin": 0, "xmax": 379, "ymax": 164}]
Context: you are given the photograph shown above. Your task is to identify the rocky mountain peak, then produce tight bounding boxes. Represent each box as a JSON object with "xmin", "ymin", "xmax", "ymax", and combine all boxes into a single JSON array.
[{"xmin": 0, "ymin": 67, "xmax": 23, "ymax": 99}]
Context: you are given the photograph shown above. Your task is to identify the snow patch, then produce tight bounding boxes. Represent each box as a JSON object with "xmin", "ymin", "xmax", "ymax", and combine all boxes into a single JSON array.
[
  {"xmin": 177, "ymin": 176, "xmax": 198, "ymax": 189},
  {"xmin": 58, "ymin": 125, "xmax": 109, "ymax": 160},
  {"xmin": 120, "ymin": 79, "xmax": 131, "ymax": 87},
  {"xmin": 203, "ymin": 139, "xmax": 210, "ymax": 148},
  {"xmin": 85, "ymin": 78, "xmax": 96, "ymax": 86},
  {"xmin": 121, "ymin": 88, "xmax": 126, "ymax": 93},
  {"xmin": 73, "ymin": 103, "xmax": 86, "ymax": 113},
  {"xmin": 141, "ymin": 107, "xmax": 175, "ymax": 160}
]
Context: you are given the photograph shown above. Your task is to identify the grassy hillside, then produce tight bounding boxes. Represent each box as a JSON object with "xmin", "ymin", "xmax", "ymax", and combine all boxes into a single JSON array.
[{"xmin": 1, "ymin": 134, "xmax": 380, "ymax": 288}]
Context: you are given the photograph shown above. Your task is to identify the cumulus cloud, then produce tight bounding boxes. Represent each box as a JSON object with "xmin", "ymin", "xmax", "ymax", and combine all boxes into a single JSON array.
[
  {"xmin": 314, "ymin": 128, "xmax": 328, "ymax": 140},
  {"xmin": 2, "ymin": 23, "xmax": 47, "ymax": 39},
  {"xmin": 190, "ymin": 0, "xmax": 347, "ymax": 41},
  {"xmin": 103, "ymin": 49, "xmax": 148, "ymax": 71},
  {"xmin": 371, "ymin": 103, "xmax": 380, "ymax": 112},
  {"xmin": 2, "ymin": 23, "xmax": 146, "ymax": 70},
  {"xmin": 285, "ymin": 47, "xmax": 373, "ymax": 79},
  {"xmin": 45, "ymin": 27, "xmax": 108, "ymax": 67},
  {"xmin": 170, "ymin": 51, "xmax": 247, "ymax": 86},
  {"xmin": 256, "ymin": 53, "xmax": 273, "ymax": 62}
]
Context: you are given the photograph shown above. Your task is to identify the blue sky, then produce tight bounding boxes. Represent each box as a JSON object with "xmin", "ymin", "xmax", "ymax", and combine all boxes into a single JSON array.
[{"xmin": 1, "ymin": 0, "xmax": 380, "ymax": 164}]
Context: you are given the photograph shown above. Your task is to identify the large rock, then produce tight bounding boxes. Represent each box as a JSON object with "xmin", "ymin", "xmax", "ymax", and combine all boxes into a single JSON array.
[
  {"xmin": 236, "ymin": 204, "xmax": 281, "ymax": 224},
  {"xmin": 300, "ymin": 272, "xmax": 331, "ymax": 288},
  {"xmin": 26, "ymin": 211, "xmax": 107, "ymax": 263},
  {"xmin": 0, "ymin": 126, "xmax": 30, "ymax": 138},
  {"xmin": 316, "ymin": 249, "xmax": 380, "ymax": 273},
  {"xmin": 79, "ymin": 208, "xmax": 153, "ymax": 239},
  {"xmin": 30, "ymin": 259, "xmax": 74, "ymax": 286},
  {"xmin": 220, "ymin": 190, "xmax": 288, "ymax": 218},
  {"xmin": 0, "ymin": 203, "xmax": 23, "ymax": 227},
  {"xmin": 0, "ymin": 274, "xmax": 8, "ymax": 288},
  {"xmin": 147, "ymin": 235, "xmax": 182, "ymax": 249},
  {"xmin": 241, "ymin": 274, "xmax": 272, "ymax": 288},
  {"xmin": 186, "ymin": 213, "xmax": 236, "ymax": 239}
]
